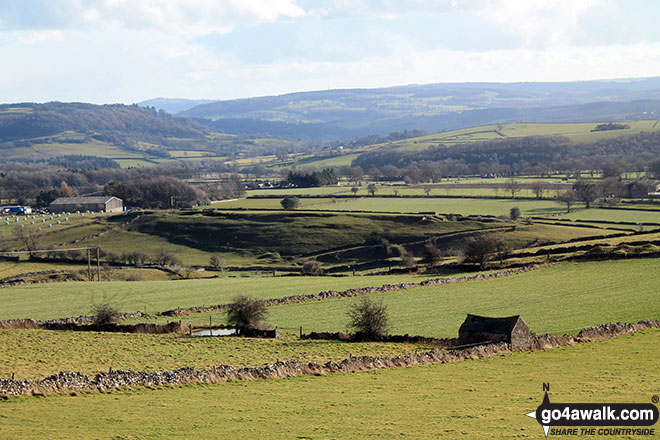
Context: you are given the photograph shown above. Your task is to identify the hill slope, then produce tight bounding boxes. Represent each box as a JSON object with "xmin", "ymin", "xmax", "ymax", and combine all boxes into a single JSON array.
[
  {"xmin": 177, "ymin": 78, "xmax": 660, "ymax": 139},
  {"xmin": 0, "ymin": 102, "xmax": 291, "ymax": 167}
]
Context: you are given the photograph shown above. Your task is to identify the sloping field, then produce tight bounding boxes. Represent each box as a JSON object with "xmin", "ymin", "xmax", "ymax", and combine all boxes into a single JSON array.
[
  {"xmin": 0, "ymin": 330, "xmax": 657, "ymax": 439},
  {"xmin": 172, "ymin": 259, "xmax": 660, "ymax": 337},
  {"xmin": 0, "ymin": 330, "xmax": 428, "ymax": 380},
  {"xmin": 0, "ymin": 272, "xmax": 443, "ymax": 321},
  {"xmin": 381, "ymin": 120, "xmax": 660, "ymax": 152}
]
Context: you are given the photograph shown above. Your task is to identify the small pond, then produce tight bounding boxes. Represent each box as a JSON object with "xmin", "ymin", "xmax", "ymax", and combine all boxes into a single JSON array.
[{"xmin": 194, "ymin": 328, "xmax": 238, "ymax": 337}]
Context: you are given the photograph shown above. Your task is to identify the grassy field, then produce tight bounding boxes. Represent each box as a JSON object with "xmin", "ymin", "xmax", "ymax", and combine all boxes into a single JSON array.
[
  {"xmin": 0, "ymin": 330, "xmax": 429, "ymax": 380},
  {"xmin": 557, "ymin": 208, "xmax": 660, "ymax": 224},
  {"xmin": 168, "ymin": 259, "xmax": 660, "ymax": 336},
  {"xmin": 0, "ymin": 261, "xmax": 88, "ymax": 279},
  {"xmin": 0, "ymin": 330, "xmax": 657, "ymax": 439},
  {"xmin": 216, "ymin": 196, "xmax": 572, "ymax": 216},
  {"xmin": 302, "ymin": 196, "xmax": 569, "ymax": 216},
  {"xmin": 377, "ymin": 120, "xmax": 660, "ymax": 152},
  {"xmin": 0, "ymin": 272, "xmax": 445, "ymax": 321}
]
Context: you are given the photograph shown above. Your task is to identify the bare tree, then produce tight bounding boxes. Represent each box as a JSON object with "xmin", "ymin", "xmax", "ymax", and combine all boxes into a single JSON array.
[
  {"xmin": 556, "ymin": 190, "xmax": 578, "ymax": 213},
  {"xmin": 573, "ymin": 180, "xmax": 600, "ymax": 208},
  {"xmin": 367, "ymin": 184, "xmax": 377, "ymax": 197},
  {"xmin": 504, "ymin": 178, "xmax": 522, "ymax": 199},
  {"xmin": 530, "ymin": 181, "xmax": 547, "ymax": 199},
  {"xmin": 226, "ymin": 295, "xmax": 268, "ymax": 331},
  {"xmin": 346, "ymin": 297, "xmax": 390, "ymax": 340}
]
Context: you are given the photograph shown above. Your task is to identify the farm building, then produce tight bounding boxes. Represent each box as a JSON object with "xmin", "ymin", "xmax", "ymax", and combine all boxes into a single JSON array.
[
  {"xmin": 49, "ymin": 196, "xmax": 123, "ymax": 213},
  {"xmin": 458, "ymin": 314, "xmax": 536, "ymax": 351}
]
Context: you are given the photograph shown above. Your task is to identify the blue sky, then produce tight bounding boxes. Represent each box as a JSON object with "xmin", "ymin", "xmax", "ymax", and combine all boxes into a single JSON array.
[{"xmin": 1, "ymin": 0, "xmax": 660, "ymax": 103}]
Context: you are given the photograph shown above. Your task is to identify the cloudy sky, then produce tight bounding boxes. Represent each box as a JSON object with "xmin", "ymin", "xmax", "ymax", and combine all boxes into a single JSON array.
[{"xmin": 1, "ymin": 0, "xmax": 660, "ymax": 104}]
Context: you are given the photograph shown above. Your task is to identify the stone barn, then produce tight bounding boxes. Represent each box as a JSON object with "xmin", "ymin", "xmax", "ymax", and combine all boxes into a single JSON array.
[
  {"xmin": 458, "ymin": 314, "xmax": 535, "ymax": 351},
  {"xmin": 49, "ymin": 196, "xmax": 123, "ymax": 213}
]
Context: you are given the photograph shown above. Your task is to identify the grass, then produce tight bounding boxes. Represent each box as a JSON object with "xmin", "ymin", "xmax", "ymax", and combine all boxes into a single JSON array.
[
  {"xmin": 0, "ymin": 261, "xmax": 88, "ymax": 279},
  {"xmin": 0, "ymin": 272, "xmax": 445, "ymax": 321},
  {"xmin": 0, "ymin": 330, "xmax": 429, "ymax": 380},
  {"xmin": 216, "ymin": 195, "xmax": 571, "ymax": 216},
  {"xmin": 176, "ymin": 259, "xmax": 660, "ymax": 337},
  {"xmin": 0, "ymin": 330, "xmax": 657, "ymax": 439},
  {"xmin": 301, "ymin": 196, "xmax": 571, "ymax": 216},
  {"xmin": 557, "ymin": 208, "xmax": 660, "ymax": 224},
  {"xmin": 375, "ymin": 120, "xmax": 660, "ymax": 153}
]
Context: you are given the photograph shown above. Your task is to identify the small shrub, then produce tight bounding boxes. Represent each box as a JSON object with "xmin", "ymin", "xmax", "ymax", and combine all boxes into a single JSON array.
[
  {"xmin": 280, "ymin": 196, "xmax": 300, "ymax": 210},
  {"xmin": 226, "ymin": 295, "xmax": 268, "ymax": 331},
  {"xmin": 91, "ymin": 303, "xmax": 120, "ymax": 325},
  {"xmin": 422, "ymin": 243, "xmax": 443, "ymax": 265},
  {"xmin": 302, "ymin": 260, "xmax": 323, "ymax": 275},
  {"xmin": 209, "ymin": 255, "xmax": 223, "ymax": 270},
  {"xmin": 509, "ymin": 207, "xmax": 521, "ymax": 220},
  {"xmin": 346, "ymin": 297, "xmax": 390, "ymax": 340}
]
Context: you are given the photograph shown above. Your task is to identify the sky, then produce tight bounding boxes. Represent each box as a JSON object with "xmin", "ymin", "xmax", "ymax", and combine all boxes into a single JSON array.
[{"xmin": 1, "ymin": 0, "xmax": 660, "ymax": 104}]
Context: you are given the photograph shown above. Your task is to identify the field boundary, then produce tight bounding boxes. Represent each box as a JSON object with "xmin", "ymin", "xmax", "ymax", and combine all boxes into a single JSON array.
[
  {"xmin": 161, "ymin": 264, "xmax": 546, "ymax": 316},
  {"xmin": 1, "ymin": 320, "xmax": 656, "ymax": 397}
]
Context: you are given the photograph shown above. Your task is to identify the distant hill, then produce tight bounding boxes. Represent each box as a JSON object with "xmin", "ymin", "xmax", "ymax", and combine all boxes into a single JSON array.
[
  {"xmin": 0, "ymin": 102, "xmax": 290, "ymax": 167},
  {"xmin": 175, "ymin": 78, "xmax": 660, "ymax": 139},
  {"xmin": 0, "ymin": 102, "xmax": 208, "ymax": 142},
  {"xmin": 138, "ymin": 98, "xmax": 217, "ymax": 114}
]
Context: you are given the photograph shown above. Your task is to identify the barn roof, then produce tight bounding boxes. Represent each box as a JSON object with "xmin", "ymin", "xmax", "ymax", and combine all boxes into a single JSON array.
[
  {"xmin": 50, "ymin": 196, "xmax": 121, "ymax": 205},
  {"xmin": 459, "ymin": 314, "xmax": 523, "ymax": 334}
]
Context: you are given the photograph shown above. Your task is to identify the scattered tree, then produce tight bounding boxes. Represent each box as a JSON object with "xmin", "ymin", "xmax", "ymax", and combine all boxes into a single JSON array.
[
  {"xmin": 400, "ymin": 249, "xmax": 417, "ymax": 270},
  {"xmin": 462, "ymin": 234, "xmax": 506, "ymax": 269},
  {"xmin": 504, "ymin": 178, "xmax": 521, "ymax": 199},
  {"xmin": 530, "ymin": 181, "xmax": 547, "ymax": 199},
  {"xmin": 301, "ymin": 260, "xmax": 323, "ymax": 275},
  {"xmin": 226, "ymin": 295, "xmax": 268, "ymax": 331},
  {"xmin": 422, "ymin": 243, "xmax": 443, "ymax": 265},
  {"xmin": 556, "ymin": 189, "xmax": 578, "ymax": 213},
  {"xmin": 351, "ymin": 186, "xmax": 359, "ymax": 196},
  {"xmin": 91, "ymin": 303, "xmax": 120, "ymax": 325},
  {"xmin": 367, "ymin": 183, "xmax": 377, "ymax": 197},
  {"xmin": 573, "ymin": 180, "xmax": 600, "ymax": 208},
  {"xmin": 509, "ymin": 206, "xmax": 521, "ymax": 220},
  {"xmin": 209, "ymin": 255, "xmax": 223, "ymax": 271},
  {"xmin": 280, "ymin": 196, "xmax": 300, "ymax": 210},
  {"xmin": 346, "ymin": 297, "xmax": 390, "ymax": 340}
]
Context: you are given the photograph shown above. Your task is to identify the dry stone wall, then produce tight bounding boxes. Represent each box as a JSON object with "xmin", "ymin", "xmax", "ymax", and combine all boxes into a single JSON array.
[
  {"xmin": 162, "ymin": 264, "xmax": 546, "ymax": 316},
  {"xmin": 1, "ymin": 319, "xmax": 657, "ymax": 397}
]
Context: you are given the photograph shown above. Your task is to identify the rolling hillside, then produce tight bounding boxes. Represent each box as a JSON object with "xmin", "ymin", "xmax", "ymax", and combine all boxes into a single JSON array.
[
  {"xmin": 0, "ymin": 102, "xmax": 291, "ymax": 167},
  {"xmin": 173, "ymin": 78, "xmax": 660, "ymax": 139}
]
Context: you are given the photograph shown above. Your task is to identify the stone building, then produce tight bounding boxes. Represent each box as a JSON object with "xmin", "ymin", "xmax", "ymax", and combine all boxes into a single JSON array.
[{"xmin": 458, "ymin": 314, "xmax": 536, "ymax": 351}]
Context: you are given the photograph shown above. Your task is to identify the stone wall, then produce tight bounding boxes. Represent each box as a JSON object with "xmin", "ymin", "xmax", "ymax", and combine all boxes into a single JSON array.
[
  {"xmin": 162, "ymin": 264, "xmax": 546, "ymax": 316},
  {"xmin": 1, "ymin": 319, "xmax": 657, "ymax": 398}
]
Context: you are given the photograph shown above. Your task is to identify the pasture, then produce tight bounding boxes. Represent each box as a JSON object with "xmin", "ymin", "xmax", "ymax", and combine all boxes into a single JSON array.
[
  {"xmin": 0, "ymin": 272, "xmax": 444, "ymax": 321},
  {"xmin": 0, "ymin": 330, "xmax": 429, "ymax": 380},
  {"xmin": 0, "ymin": 330, "xmax": 657, "ymax": 439},
  {"xmin": 164, "ymin": 259, "xmax": 660, "ymax": 337}
]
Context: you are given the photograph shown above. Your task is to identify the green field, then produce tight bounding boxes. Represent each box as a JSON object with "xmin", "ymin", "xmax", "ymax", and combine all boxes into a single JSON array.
[
  {"xmin": 0, "ymin": 272, "xmax": 444, "ymax": 321},
  {"xmin": 0, "ymin": 330, "xmax": 429, "ymax": 380},
  {"xmin": 557, "ymin": 208, "xmax": 660, "ymax": 224},
  {"xmin": 168, "ymin": 259, "xmax": 660, "ymax": 336},
  {"xmin": 1, "ymin": 330, "xmax": 657, "ymax": 439},
  {"xmin": 376, "ymin": 120, "xmax": 660, "ymax": 152},
  {"xmin": 217, "ymin": 196, "xmax": 571, "ymax": 216},
  {"xmin": 302, "ymin": 196, "xmax": 568, "ymax": 216}
]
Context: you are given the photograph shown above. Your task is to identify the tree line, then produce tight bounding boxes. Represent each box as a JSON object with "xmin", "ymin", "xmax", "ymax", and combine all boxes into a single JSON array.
[{"xmin": 352, "ymin": 131, "xmax": 660, "ymax": 177}]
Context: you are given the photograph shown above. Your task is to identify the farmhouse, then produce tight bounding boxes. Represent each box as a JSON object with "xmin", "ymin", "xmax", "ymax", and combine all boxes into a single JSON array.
[
  {"xmin": 49, "ymin": 196, "xmax": 123, "ymax": 213},
  {"xmin": 458, "ymin": 314, "xmax": 535, "ymax": 351}
]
